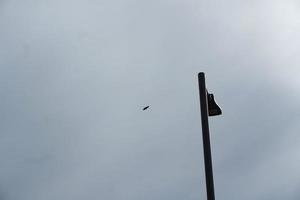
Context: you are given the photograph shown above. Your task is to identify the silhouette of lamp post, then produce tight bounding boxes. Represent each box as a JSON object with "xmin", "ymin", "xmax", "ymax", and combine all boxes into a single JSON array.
[{"xmin": 198, "ymin": 72, "xmax": 222, "ymax": 200}]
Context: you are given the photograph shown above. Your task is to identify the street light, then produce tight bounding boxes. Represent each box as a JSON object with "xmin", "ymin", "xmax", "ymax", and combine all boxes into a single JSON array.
[{"xmin": 198, "ymin": 72, "xmax": 222, "ymax": 200}]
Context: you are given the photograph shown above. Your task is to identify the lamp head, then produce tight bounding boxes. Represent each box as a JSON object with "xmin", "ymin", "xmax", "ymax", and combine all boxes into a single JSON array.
[{"xmin": 207, "ymin": 92, "xmax": 222, "ymax": 116}]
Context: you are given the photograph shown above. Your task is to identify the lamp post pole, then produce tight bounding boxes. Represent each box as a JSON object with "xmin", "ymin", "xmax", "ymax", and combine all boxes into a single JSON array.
[{"xmin": 198, "ymin": 72, "xmax": 215, "ymax": 200}]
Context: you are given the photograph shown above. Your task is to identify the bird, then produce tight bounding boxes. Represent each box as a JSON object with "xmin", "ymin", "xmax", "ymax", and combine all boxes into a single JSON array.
[{"xmin": 143, "ymin": 106, "xmax": 149, "ymax": 110}]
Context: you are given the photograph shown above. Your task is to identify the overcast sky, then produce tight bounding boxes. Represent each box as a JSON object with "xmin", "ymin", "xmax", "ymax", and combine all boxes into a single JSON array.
[{"xmin": 1, "ymin": 0, "xmax": 300, "ymax": 199}]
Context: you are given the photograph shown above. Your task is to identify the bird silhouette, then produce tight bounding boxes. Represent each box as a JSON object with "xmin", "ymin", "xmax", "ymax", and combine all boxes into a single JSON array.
[{"xmin": 143, "ymin": 106, "xmax": 149, "ymax": 110}]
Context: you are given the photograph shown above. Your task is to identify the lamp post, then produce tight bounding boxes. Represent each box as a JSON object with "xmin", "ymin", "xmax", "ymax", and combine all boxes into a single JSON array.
[{"xmin": 198, "ymin": 72, "xmax": 222, "ymax": 200}]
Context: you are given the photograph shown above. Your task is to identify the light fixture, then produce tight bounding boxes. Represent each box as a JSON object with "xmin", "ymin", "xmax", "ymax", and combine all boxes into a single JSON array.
[{"xmin": 207, "ymin": 92, "xmax": 222, "ymax": 116}]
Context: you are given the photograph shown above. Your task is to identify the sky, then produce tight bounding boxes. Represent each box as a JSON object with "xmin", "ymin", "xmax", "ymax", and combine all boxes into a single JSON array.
[{"xmin": 0, "ymin": 0, "xmax": 300, "ymax": 199}]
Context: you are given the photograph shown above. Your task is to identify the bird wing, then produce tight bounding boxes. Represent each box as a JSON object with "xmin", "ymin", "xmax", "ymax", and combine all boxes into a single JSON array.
[{"xmin": 143, "ymin": 106, "xmax": 149, "ymax": 110}]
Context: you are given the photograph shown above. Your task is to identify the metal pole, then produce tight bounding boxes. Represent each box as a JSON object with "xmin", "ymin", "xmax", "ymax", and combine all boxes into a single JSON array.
[{"xmin": 198, "ymin": 72, "xmax": 215, "ymax": 200}]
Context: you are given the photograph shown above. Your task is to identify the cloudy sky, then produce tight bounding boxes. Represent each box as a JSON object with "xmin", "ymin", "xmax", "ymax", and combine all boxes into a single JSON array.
[{"xmin": 1, "ymin": 0, "xmax": 300, "ymax": 199}]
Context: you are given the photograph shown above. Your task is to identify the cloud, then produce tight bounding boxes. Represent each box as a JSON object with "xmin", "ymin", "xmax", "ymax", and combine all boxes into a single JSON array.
[{"xmin": 0, "ymin": 0, "xmax": 299, "ymax": 199}]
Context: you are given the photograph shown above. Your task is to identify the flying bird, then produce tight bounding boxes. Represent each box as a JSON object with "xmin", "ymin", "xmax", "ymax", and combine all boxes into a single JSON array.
[{"xmin": 143, "ymin": 106, "xmax": 149, "ymax": 110}]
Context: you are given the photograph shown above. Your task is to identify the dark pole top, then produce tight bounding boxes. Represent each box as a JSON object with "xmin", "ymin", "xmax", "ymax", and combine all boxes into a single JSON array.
[{"xmin": 198, "ymin": 72, "xmax": 215, "ymax": 200}]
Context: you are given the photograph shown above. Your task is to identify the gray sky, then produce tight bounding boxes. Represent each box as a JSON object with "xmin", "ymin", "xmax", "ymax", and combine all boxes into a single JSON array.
[{"xmin": 1, "ymin": 0, "xmax": 300, "ymax": 199}]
